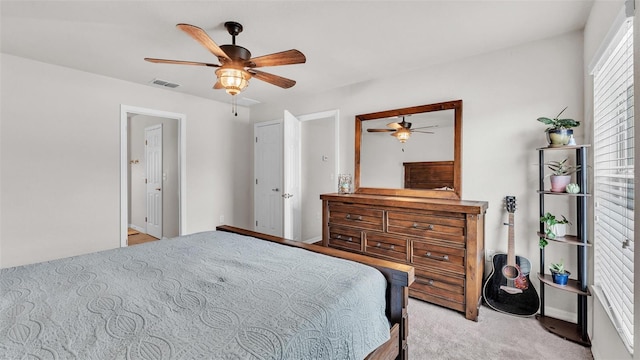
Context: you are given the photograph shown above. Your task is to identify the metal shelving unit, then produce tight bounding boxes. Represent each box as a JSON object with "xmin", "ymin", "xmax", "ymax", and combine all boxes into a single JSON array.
[{"xmin": 536, "ymin": 145, "xmax": 591, "ymax": 347}]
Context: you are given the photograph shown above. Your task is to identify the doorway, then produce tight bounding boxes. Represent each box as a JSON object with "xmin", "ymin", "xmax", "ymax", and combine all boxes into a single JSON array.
[
  {"xmin": 120, "ymin": 105, "xmax": 186, "ymax": 247},
  {"xmin": 254, "ymin": 109, "xmax": 339, "ymax": 243}
]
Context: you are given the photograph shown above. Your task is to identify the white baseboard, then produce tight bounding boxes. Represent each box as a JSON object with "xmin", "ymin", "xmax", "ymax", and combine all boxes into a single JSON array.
[
  {"xmin": 542, "ymin": 306, "xmax": 576, "ymax": 323},
  {"xmin": 301, "ymin": 235, "xmax": 322, "ymax": 244},
  {"xmin": 129, "ymin": 224, "xmax": 146, "ymax": 234}
]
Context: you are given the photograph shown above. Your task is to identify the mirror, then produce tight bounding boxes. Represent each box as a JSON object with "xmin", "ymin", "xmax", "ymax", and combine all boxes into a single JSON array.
[{"xmin": 355, "ymin": 100, "xmax": 462, "ymax": 199}]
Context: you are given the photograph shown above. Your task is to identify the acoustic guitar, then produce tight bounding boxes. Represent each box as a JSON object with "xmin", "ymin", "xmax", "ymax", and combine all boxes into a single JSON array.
[{"xmin": 483, "ymin": 196, "xmax": 540, "ymax": 316}]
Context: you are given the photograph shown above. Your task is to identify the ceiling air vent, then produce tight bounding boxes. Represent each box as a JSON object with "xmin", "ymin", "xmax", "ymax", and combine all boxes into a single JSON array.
[{"xmin": 150, "ymin": 78, "xmax": 180, "ymax": 88}]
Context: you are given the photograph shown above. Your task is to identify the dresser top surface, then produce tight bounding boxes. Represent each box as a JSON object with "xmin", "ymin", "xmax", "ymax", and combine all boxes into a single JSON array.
[{"xmin": 321, "ymin": 193, "xmax": 488, "ymax": 214}]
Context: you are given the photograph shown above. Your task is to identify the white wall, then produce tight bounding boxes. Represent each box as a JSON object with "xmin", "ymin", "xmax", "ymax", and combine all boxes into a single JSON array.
[
  {"xmin": 300, "ymin": 117, "xmax": 335, "ymax": 242},
  {"xmin": 0, "ymin": 53, "xmax": 253, "ymax": 268},
  {"xmin": 252, "ymin": 30, "xmax": 583, "ymax": 321}
]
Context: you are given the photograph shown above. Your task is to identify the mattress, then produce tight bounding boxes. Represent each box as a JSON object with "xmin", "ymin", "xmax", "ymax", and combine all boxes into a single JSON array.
[{"xmin": 0, "ymin": 230, "xmax": 390, "ymax": 359}]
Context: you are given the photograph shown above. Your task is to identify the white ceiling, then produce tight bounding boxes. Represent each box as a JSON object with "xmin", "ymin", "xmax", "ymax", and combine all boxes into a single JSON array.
[{"xmin": 1, "ymin": 1, "xmax": 594, "ymax": 107}]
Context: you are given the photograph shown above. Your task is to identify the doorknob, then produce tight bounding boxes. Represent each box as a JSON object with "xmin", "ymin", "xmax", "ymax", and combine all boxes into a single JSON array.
[
  {"xmin": 155, "ymin": 188, "xmax": 161, "ymax": 191},
  {"xmin": 282, "ymin": 193, "xmax": 293, "ymax": 199},
  {"xmin": 272, "ymin": 188, "xmax": 279, "ymax": 192}
]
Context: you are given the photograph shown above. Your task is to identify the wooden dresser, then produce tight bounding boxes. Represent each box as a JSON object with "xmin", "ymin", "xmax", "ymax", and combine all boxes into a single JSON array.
[{"xmin": 320, "ymin": 193, "xmax": 488, "ymax": 321}]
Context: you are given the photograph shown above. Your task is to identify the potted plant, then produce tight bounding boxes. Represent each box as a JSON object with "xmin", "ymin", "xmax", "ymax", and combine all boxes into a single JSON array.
[
  {"xmin": 545, "ymin": 158, "xmax": 580, "ymax": 192},
  {"xmin": 537, "ymin": 107, "xmax": 580, "ymax": 147},
  {"xmin": 539, "ymin": 212, "xmax": 570, "ymax": 248},
  {"xmin": 549, "ymin": 260, "xmax": 571, "ymax": 286}
]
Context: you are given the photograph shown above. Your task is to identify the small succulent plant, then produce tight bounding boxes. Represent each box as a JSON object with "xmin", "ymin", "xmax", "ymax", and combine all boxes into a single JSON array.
[{"xmin": 549, "ymin": 261, "xmax": 566, "ymax": 274}]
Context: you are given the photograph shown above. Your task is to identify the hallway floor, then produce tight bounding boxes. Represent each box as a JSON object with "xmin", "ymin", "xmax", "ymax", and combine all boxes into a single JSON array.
[{"xmin": 128, "ymin": 228, "xmax": 159, "ymax": 246}]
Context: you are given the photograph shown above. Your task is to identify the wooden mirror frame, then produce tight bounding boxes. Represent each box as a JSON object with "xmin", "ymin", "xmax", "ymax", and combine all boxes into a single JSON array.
[{"xmin": 355, "ymin": 99, "xmax": 462, "ymax": 199}]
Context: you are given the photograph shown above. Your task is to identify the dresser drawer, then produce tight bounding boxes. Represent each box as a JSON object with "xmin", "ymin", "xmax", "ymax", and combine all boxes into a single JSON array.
[
  {"xmin": 411, "ymin": 240, "xmax": 465, "ymax": 274},
  {"xmin": 364, "ymin": 232, "xmax": 409, "ymax": 262},
  {"xmin": 387, "ymin": 211, "xmax": 465, "ymax": 244},
  {"xmin": 411, "ymin": 267, "xmax": 465, "ymax": 305},
  {"xmin": 328, "ymin": 202, "xmax": 384, "ymax": 231},
  {"xmin": 328, "ymin": 225, "xmax": 362, "ymax": 252}
]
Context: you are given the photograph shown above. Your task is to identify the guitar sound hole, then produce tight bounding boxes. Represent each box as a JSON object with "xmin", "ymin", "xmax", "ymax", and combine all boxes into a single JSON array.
[{"xmin": 502, "ymin": 265, "xmax": 520, "ymax": 280}]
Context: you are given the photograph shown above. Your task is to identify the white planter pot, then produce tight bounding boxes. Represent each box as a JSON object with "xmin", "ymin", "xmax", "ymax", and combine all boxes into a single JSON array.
[{"xmin": 548, "ymin": 223, "xmax": 567, "ymax": 238}]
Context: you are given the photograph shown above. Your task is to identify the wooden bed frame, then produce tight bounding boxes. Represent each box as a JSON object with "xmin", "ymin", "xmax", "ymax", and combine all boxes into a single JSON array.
[
  {"xmin": 403, "ymin": 161, "xmax": 455, "ymax": 190},
  {"xmin": 216, "ymin": 226, "xmax": 415, "ymax": 360}
]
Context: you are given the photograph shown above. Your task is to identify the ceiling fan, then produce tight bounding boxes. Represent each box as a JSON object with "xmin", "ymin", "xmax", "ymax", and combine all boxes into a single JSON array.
[
  {"xmin": 145, "ymin": 21, "xmax": 306, "ymax": 113},
  {"xmin": 367, "ymin": 117, "xmax": 436, "ymax": 143}
]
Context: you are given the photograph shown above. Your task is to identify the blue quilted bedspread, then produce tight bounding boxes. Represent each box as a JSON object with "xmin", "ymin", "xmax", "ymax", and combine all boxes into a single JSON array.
[{"xmin": 0, "ymin": 230, "xmax": 389, "ymax": 359}]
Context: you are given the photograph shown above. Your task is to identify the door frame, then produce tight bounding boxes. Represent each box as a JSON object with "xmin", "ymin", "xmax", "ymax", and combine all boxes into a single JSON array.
[{"xmin": 120, "ymin": 105, "xmax": 186, "ymax": 247}]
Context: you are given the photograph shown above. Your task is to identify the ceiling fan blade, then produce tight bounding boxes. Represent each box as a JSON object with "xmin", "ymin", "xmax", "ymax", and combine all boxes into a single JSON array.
[
  {"xmin": 412, "ymin": 131, "xmax": 435, "ymax": 134},
  {"xmin": 145, "ymin": 58, "xmax": 220, "ymax": 67},
  {"xmin": 248, "ymin": 49, "xmax": 306, "ymax": 68},
  {"xmin": 248, "ymin": 69, "xmax": 296, "ymax": 88},
  {"xmin": 213, "ymin": 81, "xmax": 224, "ymax": 89},
  {"xmin": 367, "ymin": 129, "xmax": 395, "ymax": 132},
  {"xmin": 176, "ymin": 23, "xmax": 230, "ymax": 61},
  {"xmin": 387, "ymin": 122, "xmax": 402, "ymax": 129},
  {"xmin": 411, "ymin": 125, "xmax": 438, "ymax": 130}
]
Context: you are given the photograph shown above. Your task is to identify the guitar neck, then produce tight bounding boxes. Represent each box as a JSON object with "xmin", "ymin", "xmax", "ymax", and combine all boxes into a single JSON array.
[{"xmin": 507, "ymin": 212, "xmax": 515, "ymax": 266}]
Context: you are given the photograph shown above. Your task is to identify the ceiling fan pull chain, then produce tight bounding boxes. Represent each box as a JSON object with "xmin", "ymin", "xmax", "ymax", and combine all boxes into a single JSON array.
[{"xmin": 232, "ymin": 95, "xmax": 238, "ymax": 116}]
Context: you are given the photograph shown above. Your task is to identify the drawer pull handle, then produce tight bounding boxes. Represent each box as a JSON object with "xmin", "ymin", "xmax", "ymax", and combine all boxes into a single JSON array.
[
  {"xmin": 374, "ymin": 242, "xmax": 395, "ymax": 250},
  {"xmin": 412, "ymin": 223, "xmax": 434, "ymax": 230},
  {"xmin": 334, "ymin": 234, "xmax": 353, "ymax": 242},
  {"xmin": 346, "ymin": 214, "xmax": 363, "ymax": 221},
  {"xmin": 428, "ymin": 279, "xmax": 434, "ymax": 286},
  {"xmin": 425, "ymin": 252, "xmax": 449, "ymax": 261}
]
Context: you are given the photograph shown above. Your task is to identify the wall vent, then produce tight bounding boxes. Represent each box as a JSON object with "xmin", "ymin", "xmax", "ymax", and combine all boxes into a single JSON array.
[{"xmin": 150, "ymin": 78, "xmax": 180, "ymax": 88}]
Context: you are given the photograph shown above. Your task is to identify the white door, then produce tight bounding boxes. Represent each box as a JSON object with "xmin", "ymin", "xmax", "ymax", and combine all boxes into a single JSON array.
[
  {"xmin": 283, "ymin": 110, "xmax": 301, "ymax": 241},
  {"xmin": 254, "ymin": 122, "xmax": 283, "ymax": 237},
  {"xmin": 145, "ymin": 124, "xmax": 162, "ymax": 239}
]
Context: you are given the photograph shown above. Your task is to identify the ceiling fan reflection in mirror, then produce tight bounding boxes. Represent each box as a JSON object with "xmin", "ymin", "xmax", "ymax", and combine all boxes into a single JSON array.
[
  {"xmin": 366, "ymin": 116, "xmax": 437, "ymax": 143},
  {"xmin": 145, "ymin": 21, "xmax": 306, "ymax": 115}
]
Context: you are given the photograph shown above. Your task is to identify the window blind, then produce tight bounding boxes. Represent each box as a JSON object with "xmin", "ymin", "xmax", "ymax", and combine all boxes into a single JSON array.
[{"xmin": 592, "ymin": 15, "xmax": 634, "ymax": 353}]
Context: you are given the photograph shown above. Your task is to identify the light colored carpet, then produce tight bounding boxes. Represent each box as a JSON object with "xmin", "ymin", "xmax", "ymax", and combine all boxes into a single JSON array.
[{"xmin": 409, "ymin": 298, "xmax": 593, "ymax": 360}]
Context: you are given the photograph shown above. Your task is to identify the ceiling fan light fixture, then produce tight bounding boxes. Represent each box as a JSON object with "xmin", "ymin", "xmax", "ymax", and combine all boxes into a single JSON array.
[
  {"xmin": 216, "ymin": 67, "xmax": 251, "ymax": 95},
  {"xmin": 394, "ymin": 128, "xmax": 411, "ymax": 143}
]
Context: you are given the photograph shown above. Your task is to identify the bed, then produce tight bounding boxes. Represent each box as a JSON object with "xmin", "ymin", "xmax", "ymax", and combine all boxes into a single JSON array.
[
  {"xmin": 403, "ymin": 161, "xmax": 455, "ymax": 190},
  {"xmin": 0, "ymin": 225, "xmax": 414, "ymax": 360}
]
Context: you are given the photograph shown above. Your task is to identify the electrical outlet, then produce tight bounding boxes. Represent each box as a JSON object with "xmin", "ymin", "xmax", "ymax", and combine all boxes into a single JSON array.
[{"xmin": 219, "ymin": 215, "xmax": 225, "ymax": 224}]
